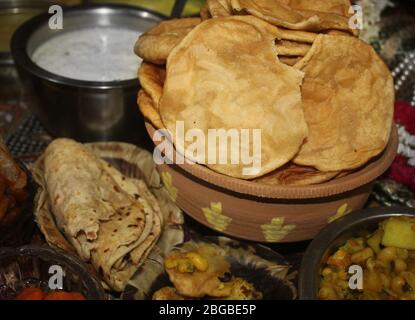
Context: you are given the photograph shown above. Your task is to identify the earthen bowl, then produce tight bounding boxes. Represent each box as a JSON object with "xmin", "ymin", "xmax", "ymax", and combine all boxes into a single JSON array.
[{"xmin": 145, "ymin": 122, "xmax": 398, "ymax": 243}]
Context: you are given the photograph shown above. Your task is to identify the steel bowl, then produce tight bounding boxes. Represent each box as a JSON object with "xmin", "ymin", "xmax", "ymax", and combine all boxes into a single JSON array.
[
  {"xmin": 11, "ymin": 4, "xmax": 165, "ymax": 143},
  {"xmin": 298, "ymin": 206, "xmax": 415, "ymax": 300}
]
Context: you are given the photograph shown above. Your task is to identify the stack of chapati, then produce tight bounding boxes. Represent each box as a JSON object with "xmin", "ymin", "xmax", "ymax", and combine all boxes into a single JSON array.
[{"xmin": 32, "ymin": 138, "xmax": 164, "ymax": 292}]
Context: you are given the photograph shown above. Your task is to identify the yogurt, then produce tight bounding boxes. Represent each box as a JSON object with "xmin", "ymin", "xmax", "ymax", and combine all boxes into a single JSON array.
[{"xmin": 32, "ymin": 27, "xmax": 142, "ymax": 82}]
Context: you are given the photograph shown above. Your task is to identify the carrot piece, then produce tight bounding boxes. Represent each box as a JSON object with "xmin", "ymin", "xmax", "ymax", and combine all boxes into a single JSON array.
[
  {"xmin": 15, "ymin": 288, "xmax": 45, "ymax": 300},
  {"xmin": 327, "ymin": 248, "xmax": 352, "ymax": 268},
  {"xmin": 44, "ymin": 291, "xmax": 86, "ymax": 300},
  {"xmin": 69, "ymin": 292, "xmax": 86, "ymax": 300}
]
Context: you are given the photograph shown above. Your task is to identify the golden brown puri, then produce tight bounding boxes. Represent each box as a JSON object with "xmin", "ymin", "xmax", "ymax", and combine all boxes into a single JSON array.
[
  {"xmin": 137, "ymin": 89, "xmax": 165, "ymax": 130},
  {"xmin": 229, "ymin": 0, "xmax": 357, "ymax": 35},
  {"xmin": 135, "ymin": 1, "xmax": 393, "ymax": 183},
  {"xmin": 324, "ymin": 29, "xmax": 354, "ymax": 36},
  {"xmin": 160, "ymin": 16, "xmax": 308, "ymax": 179},
  {"xmin": 278, "ymin": 56, "xmax": 303, "ymax": 66},
  {"xmin": 293, "ymin": 34, "xmax": 394, "ymax": 172},
  {"xmin": 278, "ymin": 28, "xmax": 318, "ymax": 43},
  {"xmin": 283, "ymin": 0, "xmax": 352, "ymax": 17},
  {"xmin": 206, "ymin": 0, "xmax": 233, "ymax": 18},
  {"xmin": 255, "ymin": 163, "xmax": 340, "ymax": 186},
  {"xmin": 134, "ymin": 18, "xmax": 202, "ymax": 65},
  {"xmin": 275, "ymin": 39, "xmax": 311, "ymax": 56},
  {"xmin": 138, "ymin": 62, "xmax": 166, "ymax": 111},
  {"xmin": 137, "ymin": 63, "xmax": 166, "ymax": 130}
]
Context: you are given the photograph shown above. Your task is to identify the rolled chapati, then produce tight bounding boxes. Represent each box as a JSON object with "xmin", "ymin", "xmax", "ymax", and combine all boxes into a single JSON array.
[{"xmin": 33, "ymin": 138, "xmax": 163, "ymax": 291}]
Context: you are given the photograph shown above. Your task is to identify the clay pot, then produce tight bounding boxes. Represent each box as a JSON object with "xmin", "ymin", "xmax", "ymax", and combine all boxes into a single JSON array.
[{"xmin": 145, "ymin": 122, "xmax": 398, "ymax": 243}]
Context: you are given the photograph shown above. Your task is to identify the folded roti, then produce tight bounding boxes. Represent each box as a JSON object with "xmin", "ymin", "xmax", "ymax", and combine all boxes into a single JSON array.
[{"xmin": 38, "ymin": 138, "xmax": 162, "ymax": 291}]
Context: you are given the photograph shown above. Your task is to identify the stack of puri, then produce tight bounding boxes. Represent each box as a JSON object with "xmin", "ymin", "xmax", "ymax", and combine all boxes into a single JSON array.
[
  {"xmin": 134, "ymin": 0, "xmax": 394, "ymax": 186},
  {"xmin": 31, "ymin": 139, "xmax": 165, "ymax": 292}
]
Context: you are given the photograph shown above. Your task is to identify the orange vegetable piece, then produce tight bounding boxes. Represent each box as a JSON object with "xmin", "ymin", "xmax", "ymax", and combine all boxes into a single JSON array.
[
  {"xmin": 327, "ymin": 248, "xmax": 352, "ymax": 268},
  {"xmin": 44, "ymin": 291, "xmax": 86, "ymax": 300},
  {"xmin": 15, "ymin": 288, "xmax": 45, "ymax": 300},
  {"xmin": 69, "ymin": 292, "xmax": 86, "ymax": 300}
]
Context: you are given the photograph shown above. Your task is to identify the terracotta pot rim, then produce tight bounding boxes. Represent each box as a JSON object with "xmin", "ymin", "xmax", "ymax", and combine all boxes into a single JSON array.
[{"xmin": 145, "ymin": 122, "xmax": 398, "ymax": 200}]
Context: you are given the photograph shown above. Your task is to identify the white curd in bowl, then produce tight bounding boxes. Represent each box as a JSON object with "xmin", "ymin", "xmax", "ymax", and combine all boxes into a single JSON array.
[{"xmin": 31, "ymin": 27, "xmax": 142, "ymax": 82}]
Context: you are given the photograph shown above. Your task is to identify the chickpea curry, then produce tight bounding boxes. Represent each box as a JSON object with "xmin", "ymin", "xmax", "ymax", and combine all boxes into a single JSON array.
[{"xmin": 319, "ymin": 217, "xmax": 415, "ymax": 300}]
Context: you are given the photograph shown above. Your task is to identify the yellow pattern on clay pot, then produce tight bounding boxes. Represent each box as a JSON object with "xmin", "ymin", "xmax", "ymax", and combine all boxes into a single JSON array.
[
  {"xmin": 202, "ymin": 202, "xmax": 232, "ymax": 232},
  {"xmin": 160, "ymin": 171, "xmax": 178, "ymax": 202},
  {"xmin": 327, "ymin": 203, "xmax": 352, "ymax": 223},
  {"xmin": 261, "ymin": 217, "xmax": 296, "ymax": 242}
]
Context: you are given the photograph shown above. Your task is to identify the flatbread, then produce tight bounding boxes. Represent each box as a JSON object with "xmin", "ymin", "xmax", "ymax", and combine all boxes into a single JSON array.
[
  {"xmin": 293, "ymin": 35, "xmax": 394, "ymax": 171},
  {"xmin": 283, "ymin": 0, "xmax": 352, "ymax": 17},
  {"xmin": 90, "ymin": 204, "xmax": 149, "ymax": 291},
  {"xmin": 324, "ymin": 29, "xmax": 353, "ymax": 36},
  {"xmin": 206, "ymin": 0, "xmax": 232, "ymax": 17},
  {"xmin": 33, "ymin": 138, "xmax": 164, "ymax": 292},
  {"xmin": 255, "ymin": 163, "xmax": 340, "ymax": 186},
  {"xmin": 278, "ymin": 28, "xmax": 318, "ymax": 43},
  {"xmin": 138, "ymin": 62, "xmax": 166, "ymax": 110},
  {"xmin": 137, "ymin": 89, "xmax": 165, "ymax": 130},
  {"xmin": 278, "ymin": 56, "xmax": 302, "ymax": 66},
  {"xmin": 134, "ymin": 18, "xmax": 202, "ymax": 65},
  {"xmin": 160, "ymin": 16, "xmax": 308, "ymax": 179},
  {"xmin": 230, "ymin": 0, "xmax": 357, "ymax": 35},
  {"xmin": 33, "ymin": 189, "xmax": 75, "ymax": 254},
  {"xmin": 275, "ymin": 39, "xmax": 311, "ymax": 56},
  {"xmin": 42, "ymin": 139, "xmax": 127, "ymax": 252},
  {"xmin": 137, "ymin": 63, "xmax": 166, "ymax": 129}
]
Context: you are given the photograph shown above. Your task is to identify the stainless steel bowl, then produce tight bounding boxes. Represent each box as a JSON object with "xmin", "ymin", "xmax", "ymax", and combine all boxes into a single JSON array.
[
  {"xmin": 11, "ymin": 4, "xmax": 165, "ymax": 143},
  {"xmin": 298, "ymin": 206, "xmax": 415, "ymax": 300}
]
